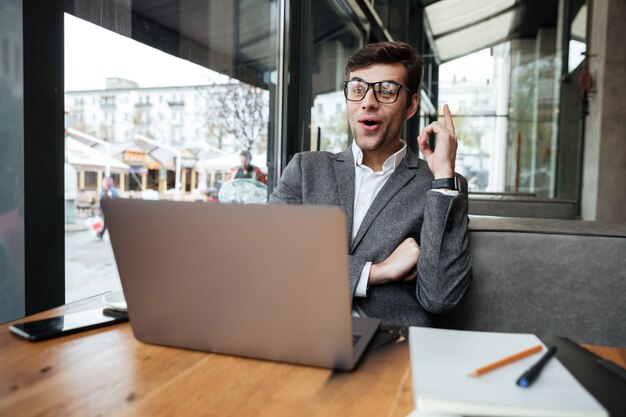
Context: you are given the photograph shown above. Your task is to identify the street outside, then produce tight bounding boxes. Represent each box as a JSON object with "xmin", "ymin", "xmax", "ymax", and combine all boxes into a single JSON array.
[
  {"xmin": 65, "ymin": 223, "xmax": 121, "ymax": 304},
  {"xmin": 64, "ymin": 179, "xmax": 268, "ymax": 303}
]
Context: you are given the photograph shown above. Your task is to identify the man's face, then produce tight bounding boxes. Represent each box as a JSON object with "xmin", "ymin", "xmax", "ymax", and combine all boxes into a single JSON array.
[
  {"xmin": 346, "ymin": 63, "xmax": 418, "ymax": 158},
  {"xmin": 240, "ymin": 155, "xmax": 250, "ymax": 167}
]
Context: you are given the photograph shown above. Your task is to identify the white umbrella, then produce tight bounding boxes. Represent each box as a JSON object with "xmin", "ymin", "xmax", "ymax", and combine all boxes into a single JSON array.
[
  {"xmin": 66, "ymin": 137, "xmax": 130, "ymax": 172},
  {"xmin": 202, "ymin": 152, "xmax": 241, "ymax": 170},
  {"xmin": 202, "ymin": 152, "xmax": 267, "ymax": 171}
]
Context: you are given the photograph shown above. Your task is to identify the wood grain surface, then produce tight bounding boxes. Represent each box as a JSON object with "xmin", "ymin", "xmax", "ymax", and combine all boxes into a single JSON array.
[{"xmin": 1, "ymin": 297, "xmax": 624, "ymax": 417}]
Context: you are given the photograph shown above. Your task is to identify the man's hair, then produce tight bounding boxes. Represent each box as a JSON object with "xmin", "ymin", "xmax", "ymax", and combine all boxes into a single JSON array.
[{"xmin": 345, "ymin": 41, "xmax": 423, "ymax": 94}]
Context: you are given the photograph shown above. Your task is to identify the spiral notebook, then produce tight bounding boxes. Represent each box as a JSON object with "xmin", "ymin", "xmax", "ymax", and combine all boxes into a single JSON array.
[{"xmin": 408, "ymin": 327, "xmax": 608, "ymax": 417}]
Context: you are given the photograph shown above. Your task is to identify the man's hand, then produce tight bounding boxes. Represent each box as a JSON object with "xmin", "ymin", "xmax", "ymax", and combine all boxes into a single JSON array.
[
  {"xmin": 369, "ymin": 238, "xmax": 420, "ymax": 286},
  {"xmin": 417, "ymin": 104, "xmax": 458, "ymax": 179}
]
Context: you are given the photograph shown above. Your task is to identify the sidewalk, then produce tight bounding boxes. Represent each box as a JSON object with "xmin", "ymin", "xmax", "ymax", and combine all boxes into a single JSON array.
[
  {"xmin": 65, "ymin": 226, "xmax": 121, "ymax": 303},
  {"xmin": 65, "ymin": 222, "xmax": 88, "ymax": 233}
]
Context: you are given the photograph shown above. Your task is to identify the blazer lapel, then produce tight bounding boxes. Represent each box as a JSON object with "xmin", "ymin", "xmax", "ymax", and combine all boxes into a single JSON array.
[
  {"xmin": 350, "ymin": 150, "xmax": 420, "ymax": 252},
  {"xmin": 334, "ymin": 148, "xmax": 355, "ymax": 239}
]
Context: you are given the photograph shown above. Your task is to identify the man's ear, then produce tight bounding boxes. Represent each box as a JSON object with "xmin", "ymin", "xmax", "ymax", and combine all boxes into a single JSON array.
[{"xmin": 405, "ymin": 93, "xmax": 419, "ymax": 120}]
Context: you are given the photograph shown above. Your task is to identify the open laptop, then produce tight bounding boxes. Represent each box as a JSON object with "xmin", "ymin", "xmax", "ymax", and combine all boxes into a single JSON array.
[{"xmin": 102, "ymin": 198, "xmax": 380, "ymax": 371}]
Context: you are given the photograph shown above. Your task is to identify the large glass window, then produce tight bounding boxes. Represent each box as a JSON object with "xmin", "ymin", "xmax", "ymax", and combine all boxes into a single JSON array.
[
  {"xmin": 507, "ymin": 31, "xmax": 560, "ymax": 198},
  {"xmin": 439, "ymin": 46, "xmax": 510, "ymax": 193},
  {"xmin": 64, "ymin": 0, "xmax": 277, "ymax": 303},
  {"xmin": 0, "ymin": 0, "xmax": 25, "ymax": 322},
  {"xmin": 310, "ymin": 0, "xmax": 362, "ymax": 153},
  {"xmin": 440, "ymin": 33, "xmax": 564, "ymax": 199}
]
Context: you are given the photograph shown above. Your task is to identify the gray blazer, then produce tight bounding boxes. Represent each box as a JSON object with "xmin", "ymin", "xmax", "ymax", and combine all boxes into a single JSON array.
[{"xmin": 269, "ymin": 147, "xmax": 472, "ymax": 326}]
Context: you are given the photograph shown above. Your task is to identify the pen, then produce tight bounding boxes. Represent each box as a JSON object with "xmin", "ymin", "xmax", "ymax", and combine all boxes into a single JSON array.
[
  {"xmin": 516, "ymin": 345, "xmax": 558, "ymax": 387},
  {"xmin": 468, "ymin": 345, "xmax": 543, "ymax": 377}
]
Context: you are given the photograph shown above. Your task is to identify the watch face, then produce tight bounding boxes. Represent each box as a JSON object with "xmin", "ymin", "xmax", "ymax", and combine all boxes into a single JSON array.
[{"xmin": 451, "ymin": 177, "xmax": 460, "ymax": 191}]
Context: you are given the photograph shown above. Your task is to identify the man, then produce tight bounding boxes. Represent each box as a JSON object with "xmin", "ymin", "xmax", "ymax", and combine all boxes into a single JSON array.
[
  {"xmin": 228, "ymin": 150, "xmax": 267, "ymax": 185},
  {"xmin": 96, "ymin": 176, "xmax": 118, "ymax": 239},
  {"xmin": 269, "ymin": 41, "xmax": 471, "ymax": 326}
]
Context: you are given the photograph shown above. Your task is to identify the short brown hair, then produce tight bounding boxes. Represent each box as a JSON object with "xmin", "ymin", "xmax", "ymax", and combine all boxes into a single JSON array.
[{"xmin": 345, "ymin": 41, "xmax": 423, "ymax": 94}]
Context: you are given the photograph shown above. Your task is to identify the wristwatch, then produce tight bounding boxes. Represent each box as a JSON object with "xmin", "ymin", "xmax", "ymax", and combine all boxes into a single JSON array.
[{"xmin": 431, "ymin": 177, "xmax": 460, "ymax": 191}]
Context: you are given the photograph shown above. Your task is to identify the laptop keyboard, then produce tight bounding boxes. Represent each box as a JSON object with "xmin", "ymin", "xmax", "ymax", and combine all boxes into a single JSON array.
[{"xmin": 352, "ymin": 334, "xmax": 362, "ymax": 346}]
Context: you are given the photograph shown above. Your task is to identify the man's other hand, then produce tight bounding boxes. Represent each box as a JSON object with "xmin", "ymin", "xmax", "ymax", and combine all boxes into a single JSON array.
[
  {"xmin": 369, "ymin": 238, "xmax": 420, "ymax": 286},
  {"xmin": 417, "ymin": 103, "xmax": 458, "ymax": 179}
]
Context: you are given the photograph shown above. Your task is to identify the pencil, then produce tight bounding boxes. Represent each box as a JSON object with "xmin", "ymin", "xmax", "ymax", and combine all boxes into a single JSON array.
[{"xmin": 468, "ymin": 345, "xmax": 543, "ymax": 377}]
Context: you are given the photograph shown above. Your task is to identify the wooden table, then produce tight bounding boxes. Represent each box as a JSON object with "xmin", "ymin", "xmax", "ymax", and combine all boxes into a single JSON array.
[{"xmin": 1, "ymin": 297, "xmax": 625, "ymax": 417}]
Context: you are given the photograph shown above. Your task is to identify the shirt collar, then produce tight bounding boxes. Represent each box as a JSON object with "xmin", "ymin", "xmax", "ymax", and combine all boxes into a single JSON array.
[{"xmin": 351, "ymin": 140, "xmax": 407, "ymax": 173}]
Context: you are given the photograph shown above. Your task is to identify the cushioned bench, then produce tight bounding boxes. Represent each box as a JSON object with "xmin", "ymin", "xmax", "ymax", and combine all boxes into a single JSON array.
[
  {"xmin": 435, "ymin": 216, "xmax": 626, "ymax": 348},
  {"xmin": 468, "ymin": 195, "xmax": 578, "ymax": 219}
]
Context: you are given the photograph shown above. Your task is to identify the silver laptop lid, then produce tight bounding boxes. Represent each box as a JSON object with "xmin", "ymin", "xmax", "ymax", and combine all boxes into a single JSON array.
[{"xmin": 103, "ymin": 199, "xmax": 357, "ymax": 369}]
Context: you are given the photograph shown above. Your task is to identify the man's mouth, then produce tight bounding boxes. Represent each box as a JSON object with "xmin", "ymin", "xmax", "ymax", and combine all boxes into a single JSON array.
[{"xmin": 359, "ymin": 118, "xmax": 382, "ymax": 130}]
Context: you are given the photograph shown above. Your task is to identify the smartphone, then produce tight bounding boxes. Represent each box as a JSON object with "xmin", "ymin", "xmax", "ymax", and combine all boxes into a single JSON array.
[{"xmin": 9, "ymin": 308, "xmax": 128, "ymax": 342}]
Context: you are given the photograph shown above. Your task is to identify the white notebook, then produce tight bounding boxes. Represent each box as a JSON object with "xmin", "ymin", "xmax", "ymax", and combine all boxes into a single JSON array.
[{"xmin": 408, "ymin": 327, "xmax": 608, "ymax": 417}]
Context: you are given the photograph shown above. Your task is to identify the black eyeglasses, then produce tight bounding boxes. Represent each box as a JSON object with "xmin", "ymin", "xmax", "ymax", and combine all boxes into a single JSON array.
[{"xmin": 343, "ymin": 80, "xmax": 412, "ymax": 104}]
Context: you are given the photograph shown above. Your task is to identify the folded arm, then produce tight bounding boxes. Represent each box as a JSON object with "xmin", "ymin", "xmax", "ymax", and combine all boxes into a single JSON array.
[{"xmin": 416, "ymin": 188, "xmax": 472, "ymax": 314}]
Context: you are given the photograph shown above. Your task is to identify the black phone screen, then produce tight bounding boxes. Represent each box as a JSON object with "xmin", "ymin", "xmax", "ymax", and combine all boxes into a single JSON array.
[{"xmin": 9, "ymin": 309, "xmax": 128, "ymax": 342}]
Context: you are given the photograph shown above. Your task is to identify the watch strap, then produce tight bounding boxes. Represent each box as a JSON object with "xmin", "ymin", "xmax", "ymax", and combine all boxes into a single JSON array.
[{"xmin": 431, "ymin": 177, "xmax": 459, "ymax": 191}]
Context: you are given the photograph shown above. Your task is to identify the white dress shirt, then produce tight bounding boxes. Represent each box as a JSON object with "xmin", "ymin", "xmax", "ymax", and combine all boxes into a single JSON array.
[
  {"xmin": 350, "ymin": 140, "xmax": 459, "ymax": 298},
  {"xmin": 352, "ymin": 140, "xmax": 407, "ymax": 297}
]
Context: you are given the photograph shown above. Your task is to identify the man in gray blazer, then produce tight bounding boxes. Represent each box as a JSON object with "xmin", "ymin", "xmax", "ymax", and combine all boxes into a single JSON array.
[{"xmin": 269, "ymin": 41, "xmax": 471, "ymax": 327}]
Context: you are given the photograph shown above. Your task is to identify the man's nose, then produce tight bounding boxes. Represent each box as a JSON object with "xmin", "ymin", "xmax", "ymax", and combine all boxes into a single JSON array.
[{"xmin": 361, "ymin": 87, "xmax": 379, "ymax": 109}]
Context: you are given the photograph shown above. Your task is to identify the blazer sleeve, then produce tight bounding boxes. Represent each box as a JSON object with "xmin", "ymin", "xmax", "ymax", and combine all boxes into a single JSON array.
[
  {"xmin": 348, "ymin": 254, "xmax": 368, "ymax": 298},
  {"xmin": 416, "ymin": 177, "xmax": 472, "ymax": 314},
  {"xmin": 268, "ymin": 154, "xmax": 303, "ymax": 205}
]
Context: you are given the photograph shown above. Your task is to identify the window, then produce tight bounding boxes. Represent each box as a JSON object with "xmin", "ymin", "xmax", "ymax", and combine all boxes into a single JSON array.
[
  {"xmin": 310, "ymin": 0, "xmax": 362, "ymax": 153},
  {"xmin": 439, "ymin": 47, "xmax": 509, "ymax": 193},
  {"xmin": 439, "ymin": 35, "xmax": 566, "ymax": 198},
  {"xmin": 64, "ymin": 0, "xmax": 277, "ymax": 302},
  {"xmin": 0, "ymin": 0, "xmax": 25, "ymax": 322}
]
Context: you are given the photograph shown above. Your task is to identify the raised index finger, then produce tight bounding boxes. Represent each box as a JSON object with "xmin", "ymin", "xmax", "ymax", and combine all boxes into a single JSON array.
[{"xmin": 443, "ymin": 104, "xmax": 455, "ymax": 133}]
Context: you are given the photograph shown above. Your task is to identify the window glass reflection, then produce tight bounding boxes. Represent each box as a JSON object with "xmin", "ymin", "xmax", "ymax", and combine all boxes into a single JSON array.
[{"xmin": 0, "ymin": 0, "xmax": 25, "ymax": 323}]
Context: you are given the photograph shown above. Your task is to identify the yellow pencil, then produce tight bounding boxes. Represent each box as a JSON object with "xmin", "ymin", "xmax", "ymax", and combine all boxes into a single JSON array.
[{"xmin": 468, "ymin": 345, "xmax": 543, "ymax": 377}]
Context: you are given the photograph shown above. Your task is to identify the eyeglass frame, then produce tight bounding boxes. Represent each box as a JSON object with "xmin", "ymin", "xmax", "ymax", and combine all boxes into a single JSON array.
[{"xmin": 343, "ymin": 79, "xmax": 413, "ymax": 104}]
